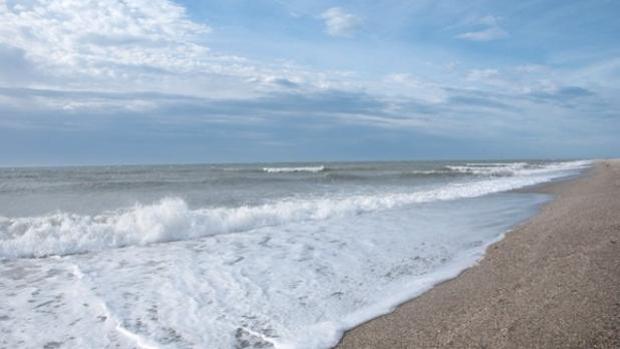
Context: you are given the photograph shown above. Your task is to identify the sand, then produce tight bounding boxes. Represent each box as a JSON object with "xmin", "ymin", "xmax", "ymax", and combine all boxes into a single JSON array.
[{"xmin": 336, "ymin": 160, "xmax": 620, "ymax": 349}]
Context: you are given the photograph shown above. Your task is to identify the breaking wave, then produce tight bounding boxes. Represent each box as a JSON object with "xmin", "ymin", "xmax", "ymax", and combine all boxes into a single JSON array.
[
  {"xmin": 0, "ymin": 160, "xmax": 590, "ymax": 259},
  {"xmin": 444, "ymin": 160, "xmax": 590, "ymax": 177},
  {"xmin": 262, "ymin": 166, "xmax": 326, "ymax": 173}
]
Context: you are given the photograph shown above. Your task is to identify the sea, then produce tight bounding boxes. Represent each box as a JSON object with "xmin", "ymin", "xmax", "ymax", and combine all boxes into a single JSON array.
[{"xmin": 0, "ymin": 160, "xmax": 591, "ymax": 349}]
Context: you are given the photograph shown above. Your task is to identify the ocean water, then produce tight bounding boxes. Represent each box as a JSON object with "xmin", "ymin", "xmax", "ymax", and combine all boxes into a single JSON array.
[{"xmin": 0, "ymin": 160, "xmax": 590, "ymax": 348}]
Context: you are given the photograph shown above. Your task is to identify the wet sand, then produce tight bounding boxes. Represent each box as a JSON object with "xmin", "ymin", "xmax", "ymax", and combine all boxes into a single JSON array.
[{"xmin": 337, "ymin": 160, "xmax": 620, "ymax": 349}]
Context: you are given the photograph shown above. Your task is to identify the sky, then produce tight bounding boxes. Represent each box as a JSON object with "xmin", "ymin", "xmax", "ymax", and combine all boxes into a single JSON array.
[{"xmin": 0, "ymin": 0, "xmax": 619, "ymax": 166}]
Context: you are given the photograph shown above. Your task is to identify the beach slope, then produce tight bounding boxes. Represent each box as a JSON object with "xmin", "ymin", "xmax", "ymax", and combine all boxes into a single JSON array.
[{"xmin": 337, "ymin": 160, "xmax": 620, "ymax": 348}]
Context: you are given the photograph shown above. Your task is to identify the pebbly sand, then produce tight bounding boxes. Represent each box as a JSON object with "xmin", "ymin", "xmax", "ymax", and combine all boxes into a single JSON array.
[{"xmin": 336, "ymin": 160, "xmax": 620, "ymax": 349}]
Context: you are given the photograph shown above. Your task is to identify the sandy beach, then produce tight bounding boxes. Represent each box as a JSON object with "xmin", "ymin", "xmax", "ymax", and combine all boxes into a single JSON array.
[{"xmin": 337, "ymin": 160, "xmax": 620, "ymax": 349}]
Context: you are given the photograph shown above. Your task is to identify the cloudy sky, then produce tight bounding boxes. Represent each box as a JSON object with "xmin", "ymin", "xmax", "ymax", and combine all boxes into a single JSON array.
[{"xmin": 0, "ymin": 0, "xmax": 618, "ymax": 165}]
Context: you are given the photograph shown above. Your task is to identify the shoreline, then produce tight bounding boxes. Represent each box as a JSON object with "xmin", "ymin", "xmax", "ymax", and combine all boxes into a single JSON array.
[{"xmin": 336, "ymin": 160, "xmax": 620, "ymax": 348}]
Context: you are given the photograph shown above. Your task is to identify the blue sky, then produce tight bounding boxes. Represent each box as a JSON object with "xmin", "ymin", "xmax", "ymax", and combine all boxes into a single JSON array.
[{"xmin": 0, "ymin": 0, "xmax": 618, "ymax": 165}]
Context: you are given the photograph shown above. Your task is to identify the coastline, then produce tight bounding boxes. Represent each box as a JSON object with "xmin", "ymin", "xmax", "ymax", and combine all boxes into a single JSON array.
[{"xmin": 336, "ymin": 160, "xmax": 620, "ymax": 348}]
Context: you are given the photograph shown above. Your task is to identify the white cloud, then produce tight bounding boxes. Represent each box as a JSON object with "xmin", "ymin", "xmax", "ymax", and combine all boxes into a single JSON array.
[
  {"xmin": 382, "ymin": 73, "xmax": 447, "ymax": 103},
  {"xmin": 0, "ymin": 0, "xmax": 611, "ymax": 142},
  {"xmin": 455, "ymin": 15, "xmax": 508, "ymax": 42},
  {"xmin": 320, "ymin": 7, "xmax": 362, "ymax": 38},
  {"xmin": 0, "ymin": 0, "xmax": 361, "ymax": 106},
  {"xmin": 456, "ymin": 27, "xmax": 507, "ymax": 41},
  {"xmin": 0, "ymin": 0, "xmax": 211, "ymax": 76}
]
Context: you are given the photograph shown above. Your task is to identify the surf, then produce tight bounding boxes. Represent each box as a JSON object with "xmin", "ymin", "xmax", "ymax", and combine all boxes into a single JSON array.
[{"xmin": 0, "ymin": 160, "xmax": 590, "ymax": 259}]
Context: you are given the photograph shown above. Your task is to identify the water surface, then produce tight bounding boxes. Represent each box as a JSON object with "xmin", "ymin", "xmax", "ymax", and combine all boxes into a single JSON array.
[{"xmin": 0, "ymin": 160, "xmax": 590, "ymax": 348}]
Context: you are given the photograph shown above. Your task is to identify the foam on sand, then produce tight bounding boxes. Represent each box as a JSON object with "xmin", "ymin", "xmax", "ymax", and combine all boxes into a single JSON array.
[{"xmin": 0, "ymin": 192, "xmax": 550, "ymax": 349}]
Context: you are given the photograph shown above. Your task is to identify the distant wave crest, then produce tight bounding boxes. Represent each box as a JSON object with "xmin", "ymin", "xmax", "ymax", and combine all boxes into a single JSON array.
[
  {"xmin": 262, "ymin": 166, "xmax": 325, "ymax": 173},
  {"xmin": 444, "ymin": 160, "xmax": 590, "ymax": 177}
]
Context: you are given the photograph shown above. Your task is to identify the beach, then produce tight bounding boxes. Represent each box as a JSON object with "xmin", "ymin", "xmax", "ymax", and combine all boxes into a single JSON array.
[
  {"xmin": 0, "ymin": 160, "xmax": 601, "ymax": 348},
  {"xmin": 337, "ymin": 160, "xmax": 620, "ymax": 349},
  {"xmin": 3, "ymin": 0, "xmax": 619, "ymax": 347}
]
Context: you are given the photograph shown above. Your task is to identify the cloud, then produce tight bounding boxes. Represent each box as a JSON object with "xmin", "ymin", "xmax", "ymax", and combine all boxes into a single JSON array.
[
  {"xmin": 320, "ymin": 7, "xmax": 362, "ymax": 38},
  {"xmin": 0, "ymin": 0, "xmax": 341, "ymax": 99},
  {"xmin": 528, "ymin": 86, "xmax": 595, "ymax": 104},
  {"xmin": 447, "ymin": 95, "xmax": 513, "ymax": 111},
  {"xmin": 456, "ymin": 27, "xmax": 508, "ymax": 41},
  {"xmin": 554, "ymin": 86, "xmax": 595, "ymax": 98},
  {"xmin": 0, "ymin": 0, "xmax": 210, "ymax": 76},
  {"xmin": 455, "ymin": 15, "xmax": 508, "ymax": 42},
  {"xmin": 0, "ymin": 44, "xmax": 35, "ymax": 83},
  {"xmin": 0, "ymin": 1, "xmax": 616, "ymax": 158},
  {"xmin": 382, "ymin": 73, "xmax": 447, "ymax": 103},
  {"xmin": 466, "ymin": 69, "xmax": 500, "ymax": 81}
]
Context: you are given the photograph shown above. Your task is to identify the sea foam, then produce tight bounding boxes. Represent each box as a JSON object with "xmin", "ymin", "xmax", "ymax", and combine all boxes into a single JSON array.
[
  {"xmin": 0, "ymin": 160, "xmax": 591, "ymax": 349},
  {"xmin": 263, "ymin": 166, "xmax": 326, "ymax": 173},
  {"xmin": 0, "ymin": 192, "xmax": 551, "ymax": 349},
  {"xmin": 0, "ymin": 160, "xmax": 590, "ymax": 259}
]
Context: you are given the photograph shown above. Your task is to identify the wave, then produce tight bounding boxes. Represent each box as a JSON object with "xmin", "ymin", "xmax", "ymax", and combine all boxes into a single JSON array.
[
  {"xmin": 405, "ymin": 169, "xmax": 460, "ymax": 176},
  {"xmin": 445, "ymin": 163, "xmax": 528, "ymax": 176},
  {"xmin": 0, "ymin": 160, "xmax": 590, "ymax": 260},
  {"xmin": 444, "ymin": 160, "xmax": 590, "ymax": 177},
  {"xmin": 262, "ymin": 166, "xmax": 326, "ymax": 173}
]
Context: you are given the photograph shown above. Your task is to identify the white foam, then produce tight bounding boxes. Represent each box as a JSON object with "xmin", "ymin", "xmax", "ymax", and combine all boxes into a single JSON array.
[
  {"xmin": 0, "ymin": 192, "xmax": 549, "ymax": 349},
  {"xmin": 263, "ymin": 166, "xmax": 325, "ymax": 173},
  {"xmin": 408, "ymin": 169, "xmax": 453, "ymax": 175},
  {"xmin": 0, "ymin": 160, "xmax": 590, "ymax": 259},
  {"xmin": 447, "ymin": 160, "xmax": 590, "ymax": 177}
]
